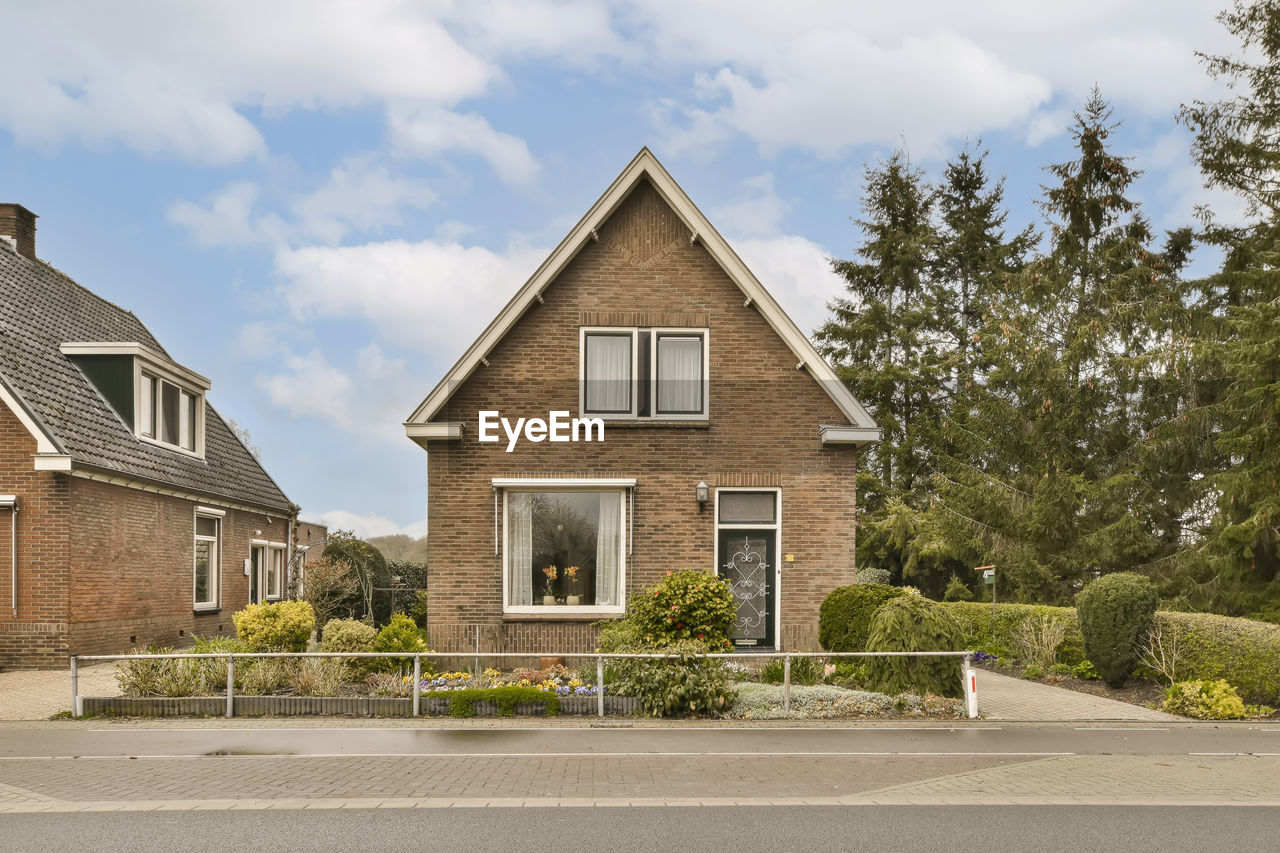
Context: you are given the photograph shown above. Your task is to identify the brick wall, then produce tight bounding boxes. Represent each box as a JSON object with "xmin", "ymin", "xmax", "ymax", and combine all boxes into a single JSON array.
[
  {"xmin": 68, "ymin": 478, "xmax": 290, "ymax": 657},
  {"xmin": 0, "ymin": 402, "xmax": 71, "ymax": 667},
  {"xmin": 425, "ymin": 179, "xmax": 860, "ymax": 653}
]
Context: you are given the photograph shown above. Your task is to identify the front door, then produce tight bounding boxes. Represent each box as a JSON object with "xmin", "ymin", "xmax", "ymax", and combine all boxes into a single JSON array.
[{"xmin": 719, "ymin": 529, "xmax": 776, "ymax": 649}]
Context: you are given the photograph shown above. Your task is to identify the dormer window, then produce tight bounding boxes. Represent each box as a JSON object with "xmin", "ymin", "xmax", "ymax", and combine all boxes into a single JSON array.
[
  {"xmin": 579, "ymin": 327, "xmax": 709, "ymax": 420},
  {"xmin": 61, "ymin": 342, "xmax": 209, "ymax": 457}
]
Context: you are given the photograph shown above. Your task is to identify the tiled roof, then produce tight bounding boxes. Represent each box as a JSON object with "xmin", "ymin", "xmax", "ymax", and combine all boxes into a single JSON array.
[{"xmin": 0, "ymin": 244, "xmax": 292, "ymax": 512}]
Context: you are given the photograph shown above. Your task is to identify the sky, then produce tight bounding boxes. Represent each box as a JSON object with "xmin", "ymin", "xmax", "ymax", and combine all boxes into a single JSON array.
[{"xmin": 0, "ymin": 0, "xmax": 1244, "ymax": 538}]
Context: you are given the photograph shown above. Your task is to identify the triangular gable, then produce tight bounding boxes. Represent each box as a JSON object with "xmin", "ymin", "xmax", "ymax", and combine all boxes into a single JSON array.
[{"xmin": 405, "ymin": 147, "xmax": 880, "ymax": 446}]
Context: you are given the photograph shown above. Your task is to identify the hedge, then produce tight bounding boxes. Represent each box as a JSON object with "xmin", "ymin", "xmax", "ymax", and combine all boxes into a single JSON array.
[{"xmin": 939, "ymin": 601, "xmax": 1280, "ymax": 704}]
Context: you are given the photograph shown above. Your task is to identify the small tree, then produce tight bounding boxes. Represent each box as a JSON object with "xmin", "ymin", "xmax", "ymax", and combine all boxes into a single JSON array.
[
  {"xmin": 322, "ymin": 530, "xmax": 391, "ymax": 624},
  {"xmin": 302, "ymin": 555, "xmax": 358, "ymax": 630},
  {"xmin": 1076, "ymin": 572, "xmax": 1158, "ymax": 687},
  {"xmin": 864, "ymin": 596, "xmax": 965, "ymax": 698}
]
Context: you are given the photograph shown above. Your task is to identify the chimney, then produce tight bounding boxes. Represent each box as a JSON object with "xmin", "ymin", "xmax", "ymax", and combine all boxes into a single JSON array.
[{"xmin": 0, "ymin": 203, "xmax": 38, "ymax": 260}]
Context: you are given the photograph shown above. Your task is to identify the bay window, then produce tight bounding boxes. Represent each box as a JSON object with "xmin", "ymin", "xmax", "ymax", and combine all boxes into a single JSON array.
[{"xmin": 503, "ymin": 487, "xmax": 627, "ymax": 613}]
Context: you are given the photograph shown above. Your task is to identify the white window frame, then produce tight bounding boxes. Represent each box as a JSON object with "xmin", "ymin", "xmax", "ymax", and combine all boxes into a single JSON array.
[
  {"xmin": 500, "ymin": 479, "xmax": 629, "ymax": 616},
  {"xmin": 250, "ymin": 539, "xmax": 287, "ymax": 603},
  {"xmin": 577, "ymin": 326, "xmax": 709, "ymax": 421},
  {"xmin": 193, "ymin": 508, "xmax": 224, "ymax": 612},
  {"xmin": 712, "ymin": 487, "xmax": 782, "ymax": 650},
  {"xmin": 134, "ymin": 358, "xmax": 206, "ymax": 458}
]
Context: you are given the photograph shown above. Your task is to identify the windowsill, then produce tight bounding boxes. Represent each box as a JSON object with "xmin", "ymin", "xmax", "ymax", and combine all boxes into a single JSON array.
[
  {"xmin": 593, "ymin": 419, "xmax": 710, "ymax": 429},
  {"xmin": 193, "ymin": 607, "xmax": 221, "ymax": 615},
  {"xmin": 503, "ymin": 611, "xmax": 624, "ymax": 622}
]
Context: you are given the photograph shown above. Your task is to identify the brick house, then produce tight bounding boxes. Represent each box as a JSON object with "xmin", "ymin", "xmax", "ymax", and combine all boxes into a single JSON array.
[
  {"xmin": 404, "ymin": 149, "xmax": 880, "ymax": 653},
  {"xmin": 0, "ymin": 203, "xmax": 321, "ymax": 668}
]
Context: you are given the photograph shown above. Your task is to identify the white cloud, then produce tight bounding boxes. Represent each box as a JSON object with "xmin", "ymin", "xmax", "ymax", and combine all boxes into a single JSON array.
[
  {"xmin": 732, "ymin": 234, "xmax": 844, "ymax": 336},
  {"xmin": 169, "ymin": 159, "xmax": 433, "ymax": 248},
  {"xmin": 1, "ymin": 1, "xmax": 498, "ymax": 164},
  {"xmin": 311, "ymin": 509, "xmax": 427, "ymax": 540},
  {"xmin": 273, "ymin": 238, "xmax": 547, "ymax": 359},
  {"xmin": 254, "ymin": 343, "xmax": 424, "ymax": 443},
  {"xmin": 389, "ymin": 106, "xmax": 540, "ymax": 186},
  {"xmin": 711, "ymin": 173, "xmax": 787, "ymax": 238}
]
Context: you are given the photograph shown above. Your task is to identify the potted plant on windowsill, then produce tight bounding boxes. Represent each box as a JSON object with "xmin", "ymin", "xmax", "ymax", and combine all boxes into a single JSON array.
[
  {"xmin": 565, "ymin": 566, "xmax": 581, "ymax": 606},
  {"xmin": 541, "ymin": 565, "xmax": 558, "ymax": 606}
]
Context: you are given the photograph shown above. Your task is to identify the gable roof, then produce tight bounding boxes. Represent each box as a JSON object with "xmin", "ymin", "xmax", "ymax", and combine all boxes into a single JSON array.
[
  {"xmin": 0, "ymin": 242, "xmax": 293, "ymax": 513},
  {"xmin": 405, "ymin": 147, "xmax": 879, "ymax": 445}
]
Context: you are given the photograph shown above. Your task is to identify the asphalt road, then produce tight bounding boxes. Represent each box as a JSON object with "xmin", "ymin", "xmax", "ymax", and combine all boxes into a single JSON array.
[
  {"xmin": 3, "ymin": 721, "xmax": 1279, "ymax": 758},
  {"xmin": 3, "ymin": 805, "xmax": 1279, "ymax": 853}
]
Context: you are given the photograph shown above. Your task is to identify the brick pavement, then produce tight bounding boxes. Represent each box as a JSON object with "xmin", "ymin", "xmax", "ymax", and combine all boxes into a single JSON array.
[
  {"xmin": 0, "ymin": 664, "xmax": 118, "ymax": 720},
  {"xmin": 0, "ymin": 754, "xmax": 1275, "ymax": 811},
  {"xmin": 976, "ymin": 670, "xmax": 1179, "ymax": 721}
]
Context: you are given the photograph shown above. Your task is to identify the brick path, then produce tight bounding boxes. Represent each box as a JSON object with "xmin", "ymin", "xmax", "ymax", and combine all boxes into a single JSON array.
[
  {"xmin": 0, "ymin": 665, "xmax": 119, "ymax": 720},
  {"xmin": 977, "ymin": 670, "xmax": 1179, "ymax": 722}
]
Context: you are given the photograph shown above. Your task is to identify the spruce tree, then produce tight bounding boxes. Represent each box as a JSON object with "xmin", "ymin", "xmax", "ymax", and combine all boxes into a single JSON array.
[{"xmin": 1176, "ymin": 0, "xmax": 1280, "ymax": 613}]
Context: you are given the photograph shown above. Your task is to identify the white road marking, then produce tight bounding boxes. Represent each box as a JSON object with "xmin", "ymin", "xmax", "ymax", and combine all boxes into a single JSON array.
[{"xmin": 1074, "ymin": 727, "xmax": 1171, "ymax": 732}]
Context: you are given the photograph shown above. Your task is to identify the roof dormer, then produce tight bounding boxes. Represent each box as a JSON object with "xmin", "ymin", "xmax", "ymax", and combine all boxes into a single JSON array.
[{"xmin": 61, "ymin": 342, "xmax": 211, "ymax": 458}]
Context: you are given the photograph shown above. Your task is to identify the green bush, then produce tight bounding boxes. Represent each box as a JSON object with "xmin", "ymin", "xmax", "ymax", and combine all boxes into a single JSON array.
[
  {"xmin": 864, "ymin": 596, "xmax": 965, "ymax": 699},
  {"xmin": 1072, "ymin": 660, "xmax": 1100, "ymax": 680},
  {"xmin": 1152, "ymin": 611, "xmax": 1280, "ymax": 705},
  {"xmin": 232, "ymin": 600, "xmax": 316, "ymax": 652},
  {"xmin": 818, "ymin": 583, "xmax": 907, "ymax": 652},
  {"xmin": 370, "ymin": 612, "xmax": 431, "ymax": 674},
  {"xmin": 940, "ymin": 602, "xmax": 1085, "ymax": 664},
  {"xmin": 943, "ymin": 574, "xmax": 974, "ymax": 602},
  {"xmin": 1076, "ymin": 573, "xmax": 1158, "ymax": 687},
  {"xmin": 190, "ymin": 635, "xmax": 248, "ymax": 690},
  {"xmin": 606, "ymin": 639, "xmax": 737, "ymax": 717},
  {"xmin": 1163, "ymin": 679, "xmax": 1247, "ymax": 720},
  {"xmin": 854, "ymin": 566, "xmax": 892, "ymax": 585},
  {"xmin": 410, "ymin": 589, "xmax": 429, "ymax": 631},
  {"xmin": 318, "ymin": 618, "xmax": 377, "ymax": 652},
  {"xmin": 425, "ymin": 686, "xmax": 560, "ymax": 718},
  {"xmin": 626, "ymin": 569, "xmax": 736, "ymax": 648},
  {"xmin": 1022, "ymin": 664, "xmax": 1045, "ymax": 680},
  {"xmin": 1049, "ymin": 663, "xmax": 1073, "ymax": 676}
]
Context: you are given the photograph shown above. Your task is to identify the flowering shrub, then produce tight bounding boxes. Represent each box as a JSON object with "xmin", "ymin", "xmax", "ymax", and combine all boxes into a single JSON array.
[
  {"xmin": 232, "ymin": 600, "xmax": 316, "ymax": 652},
  {"xmin": 1163, "ymin": 679, "xmax": 1247, "ymax": 720},
  {"xmin": 626, "ymin": 569, "xmax": 737, "ymax": 648}
]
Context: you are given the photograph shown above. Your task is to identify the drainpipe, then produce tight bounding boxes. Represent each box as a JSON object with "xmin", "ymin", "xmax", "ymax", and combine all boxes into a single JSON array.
[{"xmin": 0, "ymin": 496, "xmax": 17, "ymax": 616}]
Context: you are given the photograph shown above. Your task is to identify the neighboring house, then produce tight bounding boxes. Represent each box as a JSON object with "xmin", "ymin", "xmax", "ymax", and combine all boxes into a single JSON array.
[
  {"xmin": 0, "ymin": 203, "xmax": 307, "ymax": 668},
  {"xmin": 404, "ymin": 149, "xmax": 880, "ymax": 653}
]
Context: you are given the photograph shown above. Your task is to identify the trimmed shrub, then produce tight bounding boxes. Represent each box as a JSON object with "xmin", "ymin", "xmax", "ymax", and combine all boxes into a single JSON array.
[
  {"xmin": 1153, "ymin": 611, "xmax": 1280, "ymax": 705},
  {"xmin": 1076, "ymin": 573, "xmax": 1158, "ymax": 687},
  {"xmin": 940, "ymin": 602, "xmax": 1085, "ymax": 664},
  {"xmin": 318, "ymin": 618, "xmax": 377, "ymax": 653},
  {"xmin": 425, "ymin": 686, "xmax": 560, "ymax": 718},
  {"xmin": 606, "ymin": 639, "xmax": 737, "ymax": 717},
  {"xmin": 864, "ymin": 596, "xmax": 965, "ymax": 698},
  {"xmin": 232, "ymin": 600, "xmax": 315, "ymax": 652},
  {"xmin": 371, "ymin": 612, "xmax": 431, "ymax": 674},
  {"xmin": 819, "ymin": 583, "xmax": 907, "ymax": 652},
  {"xmin": 1163, "ymin": 679, "xmax": 1247, "ymax": 720},
  {"xmin": 626, "ymin": 569, "xmax": 737, "ymax": 648}
]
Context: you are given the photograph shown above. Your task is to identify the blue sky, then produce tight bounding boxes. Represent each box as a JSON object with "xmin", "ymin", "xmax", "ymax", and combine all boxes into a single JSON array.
[{"xmin": 0, "ymin": 1, "xmax": 1242, "ymax": 537}]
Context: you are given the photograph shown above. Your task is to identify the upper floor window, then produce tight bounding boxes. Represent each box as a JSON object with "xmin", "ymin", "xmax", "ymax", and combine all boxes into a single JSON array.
[
  {"xmin": 139, "ymin": 371, "xmax": 200, "ymax": 453},
  {"xmin": 580, "ymin": 327, "xmax": 708, "ymax": 419}
]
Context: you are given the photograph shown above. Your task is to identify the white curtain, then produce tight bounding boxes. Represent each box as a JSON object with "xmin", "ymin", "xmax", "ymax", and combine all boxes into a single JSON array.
[
  {"xmin": 595, "ymin": 491, "xmax": 622, "ymax": 606},
  {"xmin": 508, "ymin": 493, "xmax": 534, "ymax": 606},
  {"xmin": 657, "ymin": 336, "xmax": 702, "ymax": 413},
  {"xmin": 586, "ymin": 334, "xmax": 631, "ymax": 412}
]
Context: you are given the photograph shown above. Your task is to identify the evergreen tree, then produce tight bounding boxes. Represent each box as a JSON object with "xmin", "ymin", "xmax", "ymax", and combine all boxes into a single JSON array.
[
  {"xmin": 1176, "ymin": 0, "xmax": 1280, "ymax": 613},
  {"xmin": 939, "ymin": 92, "xmax": 1183, "ymax": 603}
]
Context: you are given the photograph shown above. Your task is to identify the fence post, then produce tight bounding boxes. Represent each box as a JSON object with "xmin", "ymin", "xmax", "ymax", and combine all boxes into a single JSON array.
[
  {"xmin": 963, "ymin": 653, "xmax": 978, "ymax": 719},
  {"xmin": 783, "ymin": 654, "xmax": 792, "ymax": 712},
  {"xmin": 412, "ymin": 655, "xmax": 421, "ymax": 717},
  {"xmin": 225, "ymin": 655, "xmax": 235, "ymax": 718},
  {"xmin": 596, "ymin": 655, "xmax": 605, "ymax": 718},
  {"xmin": 70, "ymin": 655, "xmax": 79, "ymax": 718}
]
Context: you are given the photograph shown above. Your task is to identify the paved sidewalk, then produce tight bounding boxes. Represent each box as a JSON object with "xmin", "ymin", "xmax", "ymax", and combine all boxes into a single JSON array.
[
  {"xmin": 0, "ymin": 665, "xmax": 119, "ymax": 721},
  {"xmin": 977, "ymin": 669, "xmax": 1179, "ymax": 721}
]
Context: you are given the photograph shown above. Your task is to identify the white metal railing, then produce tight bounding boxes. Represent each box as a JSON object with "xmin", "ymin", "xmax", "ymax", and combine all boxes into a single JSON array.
[{"xmin": 69, "ymin": 650, "xmax": 980, "ymax": 720}]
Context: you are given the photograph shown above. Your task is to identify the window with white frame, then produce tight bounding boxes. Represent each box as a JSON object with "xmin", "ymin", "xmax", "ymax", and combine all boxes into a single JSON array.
[
  {"xmin": 193, "ymin": 513, "xmax": 220, "ymax": 610},
  {"xmin": 504, "ymin": 489, "xmax": 626, "ymax": 612},
  {"xmin": 580, "ymin": 328, "xmax": 708, "ymax": 419},
  {"xmin": 139, "ymin": 370, "xmax": 201, "ymax": 453}
]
